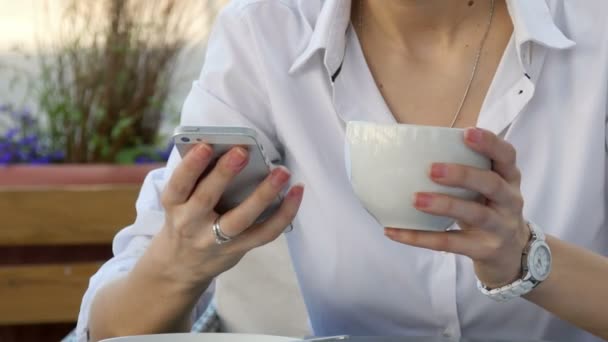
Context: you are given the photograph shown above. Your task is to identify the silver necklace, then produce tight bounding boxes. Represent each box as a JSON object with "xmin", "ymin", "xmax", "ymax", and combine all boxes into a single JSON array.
[{"xmin": 356, "ymin": 0, "xmax": 496, "ymax": 128}]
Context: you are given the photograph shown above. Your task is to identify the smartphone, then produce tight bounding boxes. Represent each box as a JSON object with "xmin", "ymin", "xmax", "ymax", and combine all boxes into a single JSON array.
[{"xmin": 173, "ymin": 126, "xmax": 283, "ymax": 223}]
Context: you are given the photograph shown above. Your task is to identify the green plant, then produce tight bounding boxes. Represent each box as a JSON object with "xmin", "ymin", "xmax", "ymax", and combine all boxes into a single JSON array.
[
  {"xmin": 0, "ymin": 102, "xmax": 174, "ymax": 165},
  {"xmin": 10, "ymin": 0, "xmax": 224, "ymax": 163}
]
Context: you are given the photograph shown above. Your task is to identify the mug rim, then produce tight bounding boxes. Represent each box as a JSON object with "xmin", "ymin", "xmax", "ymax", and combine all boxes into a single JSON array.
[{"xmin": 347, "ymin": 120, "xmax": 467, "ymax": 133}]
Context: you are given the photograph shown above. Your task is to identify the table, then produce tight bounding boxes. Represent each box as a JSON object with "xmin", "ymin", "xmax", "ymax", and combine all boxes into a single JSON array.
[
  {"xmin": 302, "ymin": 337, "xmax": 549, "ymax": 342},
  {"xmin": 102, "ymin": 334, "xmax": 551, "ymax": 342}
]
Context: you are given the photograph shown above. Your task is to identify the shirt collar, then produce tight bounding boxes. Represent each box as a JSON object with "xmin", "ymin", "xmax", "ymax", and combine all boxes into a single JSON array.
[{"xmin": 289, "ymin": 0, "xmax": 575, "ymax": 76}]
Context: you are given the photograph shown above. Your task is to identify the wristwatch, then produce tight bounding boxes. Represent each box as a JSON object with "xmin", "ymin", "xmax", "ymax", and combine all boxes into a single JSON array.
[{"xmin": 477, "ymin": 221, "xmax": 552, "ymax": 302}]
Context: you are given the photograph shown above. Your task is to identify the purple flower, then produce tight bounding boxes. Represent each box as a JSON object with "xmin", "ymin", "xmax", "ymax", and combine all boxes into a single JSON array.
[
  {"xmin": 159, "ymin": 151, "xmax": 171, "ymax": 161},
  {"xmin": 20, "ymin": 135, "xmax": 38, "ymax": 146},
  {"xmin": 135, "ymin": 155, "xmax": 153, "ymax": 164},
  {"xmin": 0, "ymin": 103, "xmax": 63, "ymax": 164},
  {"xmin": 9, "ymin": 109, "xmax": 20, "ymax": 120},
  {"xmin": 17, "ymin": 150, "xmax": 30, "ymax": 161},
  {"xmin": 51, "ymin": 151, "xmax": 65, "ymax": 161},
  {"xmin": 5, "ymin": 128, "xmax": 19, "ymax": 140},
  {"xmin": 30, "ymin": 156, "xmax": 51, "ymax": 164},
  {"xmin": 158, "ymin": 141, "xmax": 174, "ymax": 161},
  {"xmin": 0, "ymin": 152, "xmax": 12, "ymax": 164},
  {"xmin": 17, "ymin": 109, "xmax": 35, "ymax": 124}
]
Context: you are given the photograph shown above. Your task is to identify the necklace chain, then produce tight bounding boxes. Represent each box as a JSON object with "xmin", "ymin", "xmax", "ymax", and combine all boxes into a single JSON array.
[{"xmin": 356, "ymin": 0, "xmax": 496, "ymax": 128}]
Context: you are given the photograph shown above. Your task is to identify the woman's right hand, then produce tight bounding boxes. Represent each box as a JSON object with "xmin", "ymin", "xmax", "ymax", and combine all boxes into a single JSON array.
[{"xmin": 152, "ymin": 143, "xmax": 304, "ymax": 292}]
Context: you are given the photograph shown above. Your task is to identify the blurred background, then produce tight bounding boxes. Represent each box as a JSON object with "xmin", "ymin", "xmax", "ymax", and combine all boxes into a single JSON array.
[
  {"xmin": 0, "ymin": 1, "xmax": 224, "ymax": 340},
  {"xmin": 0, "ymin": 0, "xmax": 226, "ymax": 164}
]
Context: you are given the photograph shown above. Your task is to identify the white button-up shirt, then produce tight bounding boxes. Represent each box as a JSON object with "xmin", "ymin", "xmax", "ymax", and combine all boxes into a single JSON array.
[{"xmin": 77, "ymin": 0, "xmax": 608, "ymax": 341}]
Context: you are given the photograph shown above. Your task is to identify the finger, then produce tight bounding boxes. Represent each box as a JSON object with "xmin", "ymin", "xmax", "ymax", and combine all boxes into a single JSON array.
[
  {"xmin": 384, "ymin": 228, "xmax": 484, "ymax": 259},
  {"xmin": 413, "ymin": 192, "xmax": 500, "ymax": 229},
  {"xmin": 161, "ymin": 144, "xmax": 214, "ymax": 207},
  {"xmin": 429, "ymin": 163, "xmax": 522, "ymax": 210},
  {"xmin": 229, "ymin": 184, "xmax": 304, "ymax": 252},
  {"xmin": 464, "ymin": 128, "xmax": 521, "ymax": 184},
  {"xmin": 187, "ymin": 147, "xmax": 249, "ymax": 212},
  {"xmin": 217, "ymin": 166, "xmax": 292, "ymax": 238}
]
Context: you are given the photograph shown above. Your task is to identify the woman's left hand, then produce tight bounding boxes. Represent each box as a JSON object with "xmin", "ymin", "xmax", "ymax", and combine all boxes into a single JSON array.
[{"xmin": 385, "ymin": 127, "xmax": 531, "ymax": 289}]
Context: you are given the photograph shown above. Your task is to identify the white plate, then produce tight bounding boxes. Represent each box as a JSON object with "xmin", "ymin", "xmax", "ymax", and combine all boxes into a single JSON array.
[{"xmin": 102, "ymin": 333, "xmax": 297, "ymax": 342}]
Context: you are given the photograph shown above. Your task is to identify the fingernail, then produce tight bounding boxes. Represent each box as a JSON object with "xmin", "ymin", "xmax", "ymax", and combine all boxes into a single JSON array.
[
  {"xmin": 466, "ymin": 128, "xmax": 482, "ymax": 144},
  {"xmin": 198, "ymin": 144, "xmax": 212, "ymax": 160},
  {"xmin": 430, "ymin": 163, "xmax": 447, "ymax": 178},
  {"xmin": 288, "ymin": 184, "xmax": 305, "ymax": 200},
  {"xmin": 384, "ymin": 228, "xmax": 396, "ymax": 238},
  {"xmin": 390, "ymin": 229, "xmax": 414, "ymax": 242},
  {"xmin": 270, "ymin": 167, "xmax": 291, "ymax": 187},
  {"xmin": 414, "ymin": 193, "xmax": 433, "ymax": 208},
  {"xmin": 228, "ymin": 147, "xmax": 248, "ymax": 167}
]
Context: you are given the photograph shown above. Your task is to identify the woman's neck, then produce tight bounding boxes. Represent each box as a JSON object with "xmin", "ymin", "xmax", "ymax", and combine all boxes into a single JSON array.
[{"xmin": 353, "ymin": 0, "xmax": 494, "ymax": 52}]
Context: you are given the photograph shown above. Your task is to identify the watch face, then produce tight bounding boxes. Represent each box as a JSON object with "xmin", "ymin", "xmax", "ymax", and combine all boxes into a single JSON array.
[{"xmin": 529, "ymin": 242, "xmax": 552, "ymax": 281}]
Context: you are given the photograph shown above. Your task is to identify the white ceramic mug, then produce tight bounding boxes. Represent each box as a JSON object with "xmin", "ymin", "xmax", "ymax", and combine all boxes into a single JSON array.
[{"xmin": 345, "ymin": 121, "xmax": 491, "ymax": 231}]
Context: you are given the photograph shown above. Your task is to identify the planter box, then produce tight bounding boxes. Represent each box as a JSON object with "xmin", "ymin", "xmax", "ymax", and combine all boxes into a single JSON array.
[
  {"xmin": 0, "ymin": 164, "xmax": 162, "ymax": 247},
  {"xmin": 0, "ymin": 163, "xmax": 163, "ymax": 335},
  {"xmin": 0, "ymin": 164, "xmax": 162, "ymax": 187}
]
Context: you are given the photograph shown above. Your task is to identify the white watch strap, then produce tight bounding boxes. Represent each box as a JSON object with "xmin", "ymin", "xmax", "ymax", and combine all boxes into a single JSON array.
[
  {"xmin": 529, "ymin": 221, "xmax": 545, "ymax": 241},
  {"xmin": 477, "ymin": 278, "xmax": 535, "ymax": 302},
  {"xmin": 477, "ymin": 221, "xmax": 547, "ymax": 302}
]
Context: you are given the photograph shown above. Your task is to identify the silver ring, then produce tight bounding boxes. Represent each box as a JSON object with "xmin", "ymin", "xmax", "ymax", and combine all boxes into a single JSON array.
[{"xmin": 212, "ymin": 216, "xmax": 233, "ymax": 245}]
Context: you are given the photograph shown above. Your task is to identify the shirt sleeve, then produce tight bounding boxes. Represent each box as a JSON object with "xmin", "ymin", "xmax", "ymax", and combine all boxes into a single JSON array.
[
  {"xmin": 179, "ymin": 1, "xmax": 281, "ymax": 162},
  {"xmin": 75, "ymin": 3, "xmax": 280, "ymax": 341}
]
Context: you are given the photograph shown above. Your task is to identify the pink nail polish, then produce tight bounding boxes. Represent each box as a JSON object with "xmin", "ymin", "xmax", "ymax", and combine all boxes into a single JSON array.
[
  {"xmin": 430, "ymin": 163, "xmax": 447, "ymax": 178},
  {"xmin": 270, "ymin": 167, "xmax": 290, "ymax": 187},
  {"xmin": 198, "ymin": 144, "xmax": 212, "ymax": 160},
  {"xmin": 228, "ymin": 148, "xmax": 248, "ymax": 167},
  {"xmin": 384, "ymin": 228, "xmax": 396, "ymax": 237},
  {"xmin": 414, "ymin": 193, "xmax": 433, "ymax": 208},
  {"xmin": 466, "ymin": 128, "xmax": 482, "ymax": 143},
  {"xmin": 288, "ymin": 184, "xmax": 305, "ymax": 200}
]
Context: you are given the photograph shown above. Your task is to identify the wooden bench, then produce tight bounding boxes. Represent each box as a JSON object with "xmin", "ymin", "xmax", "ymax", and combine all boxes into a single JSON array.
[{"xmin": 0, "ymin": 186, "xmax": 140, "ymax": 336}]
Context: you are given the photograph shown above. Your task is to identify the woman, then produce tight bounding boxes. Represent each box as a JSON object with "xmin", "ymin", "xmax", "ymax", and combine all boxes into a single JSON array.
[{"xmin": 77, "ymin": 0, "xmax": 608, "ymax": 341}]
